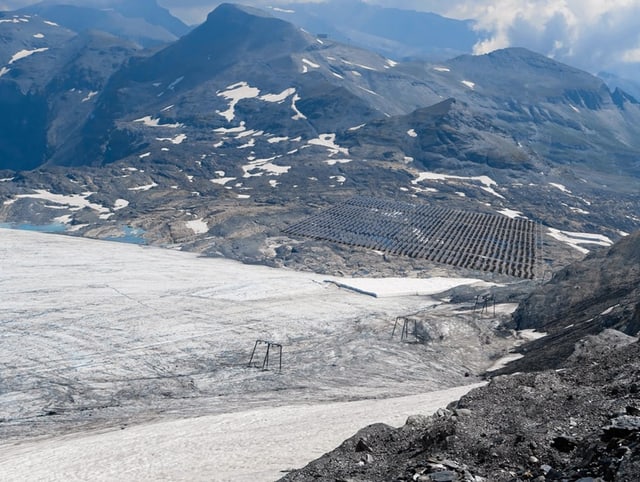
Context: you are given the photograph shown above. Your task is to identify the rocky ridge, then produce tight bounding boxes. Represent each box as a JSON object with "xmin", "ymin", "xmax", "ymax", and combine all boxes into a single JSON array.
[{"xmin": 500, "ymin": 230, "xmax": 640, "ymax": 374}]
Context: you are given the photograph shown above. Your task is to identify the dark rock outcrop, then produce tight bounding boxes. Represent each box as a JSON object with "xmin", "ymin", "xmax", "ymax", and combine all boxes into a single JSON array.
[
  {"xmin": 515, "ymin": 230, "xmax": 640, "ymax": 333},
  {"xmin": 496, "ymin": 231, "xmax": 640, "ymax": 374}
]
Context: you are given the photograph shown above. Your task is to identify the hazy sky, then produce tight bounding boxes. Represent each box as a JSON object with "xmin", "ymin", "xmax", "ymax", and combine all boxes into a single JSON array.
[{"xmin": 1, "ymin": 0, "xmax": 639, "ymax": 75}]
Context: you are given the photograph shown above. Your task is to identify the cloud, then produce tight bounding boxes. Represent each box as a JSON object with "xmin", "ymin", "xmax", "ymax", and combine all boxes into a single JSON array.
[{"xmin": 443, "ymin": 0, "xmax": 640, "ymax": 74}]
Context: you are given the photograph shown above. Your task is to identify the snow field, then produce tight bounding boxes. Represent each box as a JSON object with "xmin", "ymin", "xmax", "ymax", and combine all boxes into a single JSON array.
[
  {"xmin": 0, "ymin": 228, "xmax": 514, "ymax": 480},
  {"xmin": 0, "ymin": 384, "xmax": 484, "ymax": 481}
]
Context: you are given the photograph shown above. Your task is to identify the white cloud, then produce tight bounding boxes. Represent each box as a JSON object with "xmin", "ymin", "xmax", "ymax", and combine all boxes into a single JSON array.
[
  {"xmin": 622, "ymin": 47, "xmax": 640, "ymax": 63},
  {"xmin": 443, "ymin": 0, "xmax": 640, "ymax": 73}
]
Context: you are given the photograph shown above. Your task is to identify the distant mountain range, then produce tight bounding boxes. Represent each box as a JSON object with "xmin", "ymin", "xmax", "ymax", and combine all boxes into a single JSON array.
[
  {"xmin": 262, "ymin": 0, "xmax": 483, "ymax": 62},
  {"xmin": 0, "ymin": 2, "xmax": 638, "ymax": 271},
  {"xmin": 15, "ymin": 0, "xmax": 190, "ymax": 46}
]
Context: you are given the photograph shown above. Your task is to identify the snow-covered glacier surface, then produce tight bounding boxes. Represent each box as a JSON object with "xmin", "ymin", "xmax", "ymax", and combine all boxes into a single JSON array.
[{"xmin": 0, "ymin": 228, "xmax": 506, "ymax": 480}]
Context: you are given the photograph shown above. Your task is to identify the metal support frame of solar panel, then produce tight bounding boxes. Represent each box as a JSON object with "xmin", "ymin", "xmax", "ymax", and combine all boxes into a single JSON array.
[{"xmin": 284, "ymin": 196, "xmax": 540, "ymax": 279}]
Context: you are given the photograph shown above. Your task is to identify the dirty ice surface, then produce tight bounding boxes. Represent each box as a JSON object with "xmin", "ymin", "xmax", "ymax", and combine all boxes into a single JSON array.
[
  {"xmin": 0, "ymin": 384, "xmax": 484, "ymax": 481},
  {"xmin": 0, "ymin": 229, "xmax": 515, "ymax": 480}
]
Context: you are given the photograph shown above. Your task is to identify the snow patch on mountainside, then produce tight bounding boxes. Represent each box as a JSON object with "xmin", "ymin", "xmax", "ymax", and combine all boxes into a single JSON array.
[
  {"xmin": 302, "ymin": 58, "xmax": 320, "ymax": 69},
  {"xmin": 547, "ymin": 228, "xmax": 613, "ymax": 254},
  {"xmin": 113, "ymin": 199, "xmax": 129, "ymax": 211},
  {"xmin": 8, "ymin": 47, "xmax": 49, "ymax": 64},
  {"xmin": 291, "ymin": 93, "xmax": 307, "ymax": 120},
  {"xmin": 217, "ymin": 82, "xmax": 260, "ymax": 122},
  {"xmin": 549, "ymin": 182, "xmax": 571, "ymax": 193},
  {"xmin": 168, "ymin": 76, "xmax": 184, "ymax": 90},
  {"xmin": 156, "ymin": 134, "xmax": 187, "ymax": 144},
  {"xmin": 497, "ymin": 208, "xmax": 525, "ymax": 219},
  {"xmin": 412, "ymin": 172, "xmax": 504, "ymax": 199},
  {"xmin": 128, "ymin": 182, "xmax": 158, "ymax": 192},
  {"xmin": 186, "ymin": 218, "xmax": 208, "ymax": 235},
  {"xmin": 3, "ymin": 189, "xmax": 110, "ymax": 213},
  {"xmin": 341, "ymin": 59, "xmax": 377, "ymax": 71},
  {"xmin": 6, "ymin": 16, "xmax": 28, "ymax": 24},
  {"xmin": 242, "ymin": 156, "xmax": 290, "ymax": 177},
  {"xmin": 211, "ymin": 177, "xmax": 236, "ymax": 186},
  {"xmin": 260, "ymin": 87, "xmax": 296, "ymax": 103},
  {"xmin": 270, "ymin": 7, "xmax": 295, "ymax": 13},
  {"xmin": 134, "ymin": 116, "xmax": 182, "ymax": 128},
  {"xmin": 325, "ymin": 158, "xmax": 352, "ymax": 166},
  {"xmin": 308, "ymin": 134, "xmax": 349, "ymax": 156},
  {"xmin": 81, "ymin": 91, "xmax": 98, "ymax": 102}
]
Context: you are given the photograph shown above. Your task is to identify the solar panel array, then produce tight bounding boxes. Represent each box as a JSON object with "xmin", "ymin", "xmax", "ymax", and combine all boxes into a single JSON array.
[{"xmin": 284, "ymin": 196, "xmax": 540, "ymax": 279}]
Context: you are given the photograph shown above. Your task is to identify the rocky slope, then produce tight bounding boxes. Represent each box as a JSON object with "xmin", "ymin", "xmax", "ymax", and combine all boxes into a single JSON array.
[
  {"xmin": 280, "ymin": 337, "xmax": 640, "ymax": 481},
  {"xmin": 495, "ymin": 230, "xmax": 640, "ymax": 374},
  {"xmin": 280, "ymin": 231, "xmax": 640, "ymax": 481}
]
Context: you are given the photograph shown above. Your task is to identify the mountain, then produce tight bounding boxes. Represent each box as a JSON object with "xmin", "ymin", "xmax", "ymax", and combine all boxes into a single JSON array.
[
  {"xmin": 599, "ymin": 70, "xmax": 640, "ymax": 103},
  {"xmin": 0, "ymin": 3, "xmax": 638, "ymax": 273},
  {"xmin": 14, "ymin": 0, "xmax": 190, "ymax": 47},
  {"xmin": 1, "ymin": 6, "xmax": 640, "ymax": 477},
  {"xmin": 280, "ymin": 231, "xmax": 640, "ymax": 481},
  {"xmin": 0, "ymin": 12, "xmax": 141, "ymax": 170},
  {"xmin": 264, "ymin": 0, "xmax": 482, "ymax": 61}
]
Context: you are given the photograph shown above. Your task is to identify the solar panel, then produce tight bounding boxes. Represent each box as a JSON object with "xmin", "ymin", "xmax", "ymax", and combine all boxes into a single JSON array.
[{"xmin": 284, "ymin": 196, "xmax": 540, "ymax": 279}]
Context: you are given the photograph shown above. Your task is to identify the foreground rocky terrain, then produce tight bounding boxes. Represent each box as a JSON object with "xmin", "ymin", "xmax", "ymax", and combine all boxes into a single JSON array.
[
  {"xmin": 280, "ymin": 231, "xmax": 640, "ymax": 481},
  {"xmin": 281, "ymin": 336, "xmax": 640, "ymax": 481}
]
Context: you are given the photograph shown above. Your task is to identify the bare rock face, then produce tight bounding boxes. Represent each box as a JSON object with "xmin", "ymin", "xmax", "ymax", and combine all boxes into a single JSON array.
[
  {"xmin": 495, "ymin": 231, "xmax": 640, "ymax": 373},
  {"xmin": 514, "ymin": 230, "xmax": 640, "ymax": 333}
]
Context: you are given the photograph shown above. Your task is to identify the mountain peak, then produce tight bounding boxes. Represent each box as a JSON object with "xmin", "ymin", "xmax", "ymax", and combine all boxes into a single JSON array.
[
  {"xmin": 199, "ymin": 2, "xmax": 307, "ymax": 42},
  {"xmin": 142, "ymin": 2, "xmax": 311, "ymax": 79},
  {"xmin": 207, "ymin": 3, "xmax": 276, "ymax": 21}
]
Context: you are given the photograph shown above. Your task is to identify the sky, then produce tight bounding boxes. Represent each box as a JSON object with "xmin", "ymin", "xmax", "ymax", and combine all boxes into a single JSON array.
[{"xmin": 1, "ymin": 0, "xmax": 639, "ymax": 76}]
